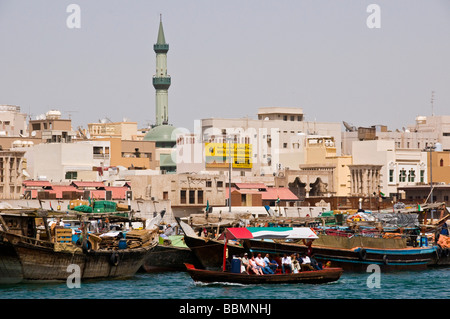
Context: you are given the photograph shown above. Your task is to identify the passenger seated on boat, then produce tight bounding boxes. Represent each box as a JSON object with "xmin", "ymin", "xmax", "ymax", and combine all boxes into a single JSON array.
[
  {"xmin": 264, "ymin": 254, "xmax": 278, "ymax": 273},
  {"xmin": 240, "ymin": 253, "xmax": 250, "ymax": 274},
  {"xmin": 281, "ymin": 254, "xmax": 292, "ymax": 274},
  {"xmin": 249, "ymin": 255, "xmax": 263, "ymax": 275},
  {"xmin": 300, "ymin": 254, "xmax": 314, "ymax": 271},
  {"xmin": 310, "ymin": 254, "xmax": 323, "ymax": 270},
  {"xmin": 255, "ymin": 253, "xmax": 274, "ymax": 274},
  {"xmin": 291, "ymin": 255, "xmax": 301, "ymax": 273}
]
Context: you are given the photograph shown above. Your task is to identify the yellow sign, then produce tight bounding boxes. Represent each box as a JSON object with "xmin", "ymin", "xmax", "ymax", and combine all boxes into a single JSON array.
[{"xmin": 205, "ymin": 143, "xmax": 252, "ymax": 169}]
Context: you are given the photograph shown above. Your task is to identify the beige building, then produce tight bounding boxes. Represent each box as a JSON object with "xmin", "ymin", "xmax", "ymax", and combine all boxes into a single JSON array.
[
  {"xmin": 127, "ymin": 173, "xmax": 228, "ymax": 216},
  {"xmin": 0, "ymin": 150, "xmax": 26, "ymax": 199},
  {"xmin": 88, "ymin": 121, "xmax": 139, "ymax": 141},
  {"xmin": 275, "ymin": 136, "xmax": 352, "ymax": 198},
  {"xmin": 29, "ymin": 110, "xmax": 76, "ymax": 143}
]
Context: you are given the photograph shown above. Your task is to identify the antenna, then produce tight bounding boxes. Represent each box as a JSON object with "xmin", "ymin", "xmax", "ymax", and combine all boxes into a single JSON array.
[{"xmin": 431, "ymin": 91, "xmax": 435, "ymax": 116}]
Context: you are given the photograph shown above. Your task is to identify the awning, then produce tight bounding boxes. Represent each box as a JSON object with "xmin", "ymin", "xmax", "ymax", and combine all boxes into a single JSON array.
[
  {"xmin": 248, "ymin": 227, "xmax": 318, "ymax": 239},
  {"xmin": 218, "ymin": 227, "xmax": 318, "ymax": 240},
  {"xmin": 218, "ymin": 227, "xmax": 253, "ymax": 240}
]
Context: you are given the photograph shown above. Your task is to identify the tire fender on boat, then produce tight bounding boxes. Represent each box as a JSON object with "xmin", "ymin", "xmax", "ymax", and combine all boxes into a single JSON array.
[
  {"xmin": 110, "ymin": 251, "xmax": 119, "ymax": 266},
  {"xmin": 358, "ymin": 248, "xmax": 367, "ymax": 261},
  {"xmin": 382, "ymin": 254, "xmax": 388, "ymax": 265}
]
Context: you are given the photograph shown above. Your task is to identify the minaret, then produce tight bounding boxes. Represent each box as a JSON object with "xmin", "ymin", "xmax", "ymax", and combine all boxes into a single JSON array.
[{"xmin": 153, "ymin": 15, "xmax": 171, "ymax": 126}]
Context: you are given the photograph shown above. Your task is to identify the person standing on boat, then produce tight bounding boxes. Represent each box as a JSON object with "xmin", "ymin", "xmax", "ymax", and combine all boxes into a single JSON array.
[{"xmin": 281, "ymin": 254, "xmax": 292, "ymax": 274}]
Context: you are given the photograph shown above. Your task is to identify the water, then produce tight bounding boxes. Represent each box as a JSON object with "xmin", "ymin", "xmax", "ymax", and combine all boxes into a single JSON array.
[{"xmin": 0, "ymin": 268, "xmax": 448, "ymax": 300}]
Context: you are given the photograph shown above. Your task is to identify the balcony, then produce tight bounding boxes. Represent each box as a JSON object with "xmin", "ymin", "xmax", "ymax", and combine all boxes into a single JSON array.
[
  {"xmin": 154, "ymin": 43, "xmax": 169, "ymax": 53},
  {"xmin": 152, "ymin": 76, "xmax": 171, "ymax": 90}
]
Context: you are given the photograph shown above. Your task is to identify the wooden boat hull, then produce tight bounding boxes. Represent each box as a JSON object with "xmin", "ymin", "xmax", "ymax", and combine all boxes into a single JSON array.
[
  {"xmin": 0, "ymin": 232, "xmax": 155, "ymax": 283},
  {"xmin": 141, "ymin": 244, "xmax": 200, "ymax": 272},
  {"xmin": 184, "ymin": 263, "xmax": 343, "ymax": 285},
  {"xmin": 245, "ymin": 239, "xmax": 438, "ymax": 272},
  {"xmin": 183, "ymin": 235, "xmax": 246, "ymax": 270}
]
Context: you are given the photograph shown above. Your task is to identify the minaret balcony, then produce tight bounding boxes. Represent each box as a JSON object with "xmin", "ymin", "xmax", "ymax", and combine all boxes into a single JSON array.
[
  {"xmin": 153, "ymin": 76, "xmax": 171, "ymax": 90},
  {"xmin": 154, "ymin": 44, "xmax": 169, "ymax": 53}
]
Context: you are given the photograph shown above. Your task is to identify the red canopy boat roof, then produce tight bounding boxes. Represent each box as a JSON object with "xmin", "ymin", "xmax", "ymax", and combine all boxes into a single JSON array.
[{"xmin": 217, "ymin": 227, "xmax": 253, "ymax": 240}]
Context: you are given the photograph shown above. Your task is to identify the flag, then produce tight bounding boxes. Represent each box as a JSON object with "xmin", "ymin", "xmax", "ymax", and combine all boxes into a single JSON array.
[
  {"xmin": 276, "ymin": 195, "xmax": 280, "ymax": 204},
  {"xmin": 418, "ymin": 203, "xmax": 423, "ymax": 211},
  {"xmin": 206, "ymin": 200, "xmax": 210, "ymax": 212},
  {"xmin": 379, "ymin": 191, "xmax": 386, "ymax": 198}
]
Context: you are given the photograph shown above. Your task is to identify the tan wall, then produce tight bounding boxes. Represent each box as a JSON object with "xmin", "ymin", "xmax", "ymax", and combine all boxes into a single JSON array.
[
  {"xmin": 128, "ymin": 174, "xmax": 226, "ymax": 208},
  {"xmin": 429, "ymin": 151, "xmax": 450, "ymax": 184},
  {"xmin": 101, "ymin": 138, "xmax": 157, "ymax": 170}
]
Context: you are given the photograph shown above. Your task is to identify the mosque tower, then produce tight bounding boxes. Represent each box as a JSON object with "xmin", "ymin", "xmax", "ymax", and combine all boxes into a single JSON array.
[{"xmin": 153, "ymin": 15, "xmax": 170, "ymax": 126}]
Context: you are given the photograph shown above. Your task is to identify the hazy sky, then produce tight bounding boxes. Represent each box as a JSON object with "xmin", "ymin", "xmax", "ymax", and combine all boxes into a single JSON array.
[{"xmin": 1, "ymin": 0, "xmax": 449, "ymax": 133}]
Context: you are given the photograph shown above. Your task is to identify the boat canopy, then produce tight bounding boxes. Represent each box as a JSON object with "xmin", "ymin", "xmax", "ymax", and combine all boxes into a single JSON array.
[{"xmin": 218, "ymin": 227, "xmax": 318, "ymax": 240}]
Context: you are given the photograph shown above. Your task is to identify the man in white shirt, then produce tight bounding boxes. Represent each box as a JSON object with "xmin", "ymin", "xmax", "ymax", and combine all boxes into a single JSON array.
[
  {"xmin": 301, "ymin": 254, "xmax": 314, "ymax": 271},
  {"xmin": 281, "ymin": 253, "xmax": 292, "ymax": 274}
]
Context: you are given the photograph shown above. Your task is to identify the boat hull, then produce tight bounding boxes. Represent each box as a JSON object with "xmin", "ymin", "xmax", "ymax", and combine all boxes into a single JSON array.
[
  {"xmin": 0, "ymin": 232, "xmax": 155, "ymax": 283},
  {"xmin": 141, "ymin": 244, "xmax": 200, "ymax": 272},
  {"xmin": 184, "ymin": 263, "xmax": 343, "ymax": 285},
  {"xmin": 246, "ymin": 239, "xmax": 438, "ymax": 272},
  {"xmin": 183, "ymin": 235, "xmax": 246, "ymax": 270}
]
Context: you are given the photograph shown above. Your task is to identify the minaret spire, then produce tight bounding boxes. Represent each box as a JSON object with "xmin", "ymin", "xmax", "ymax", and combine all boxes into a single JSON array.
[{"xmin": 153, "ymin": 15, "xmax": 170, "ymax": 126}]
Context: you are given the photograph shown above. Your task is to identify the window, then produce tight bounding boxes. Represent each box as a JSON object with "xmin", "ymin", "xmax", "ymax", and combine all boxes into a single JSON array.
[
  {"xmin": 399, "ymin": 169, "xmax": 407, "ymax": 182},
  {"xmin": 283, "ymin": 115, "xmax": 287, "ymax": 121},
  {"xmin": 197, "ymin": 190, "xmax": 204, "ymax": 204},
  {"xmin": 408, "ymin": 169, "xmax": 415, "ymax": 182},
  {"xmin": 206, "ymin": 181, "xmax": 212, "ymax": 187},
  {"xmin": 290, "ymin": 116, "xmax": 294, "ymax": 121},
  {"xmin": 217, "ymin": 181, "xmax": 223, "ymax": 188},
  {"xmin": 163, "ymin": 191, "xmax": 168, "ymax": 200},
  {"xmin": 420, "ymin": 170, "xmax": 425, "ymax": 183},
  {"xmin": 283, "ymin": 143, "xmax": 287, "ymax": 148},
  {"xmin": 65, "ymin": 171, "xmax": 77, "ymax": 180},
  {"xmin": 440, "ymin": 159, "xmax": 444, "ymax": 167},
  {"xmin": 389, "ymin": 169, "xmax": 394, "ymax": 183},
  {"xmin": 180, "ymin": 190, "xmax": 186, "ymax": 204},
  {"xmin": 189, "ymin": 190, "xmax": 195, "ymax": 204}
]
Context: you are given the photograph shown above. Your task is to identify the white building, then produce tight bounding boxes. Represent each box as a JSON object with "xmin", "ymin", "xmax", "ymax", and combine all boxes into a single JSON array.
[
  {"xmin": 0, "ymin": 105, "xmax": 28, "ymax": 137},
  {"xmin": 351, "ymin": 140, "xmax": 428, "ymax": 198},
  {"xmin": 200, "ymin": 107, "xmax": 341, "ymax": 176},
  {"xmin": 22, "ymin": 143, "xmax": 98, "ymax": 182},
  {"xmin": 342, "ymin": 115, "xmax": 450, "ymax": 155}
]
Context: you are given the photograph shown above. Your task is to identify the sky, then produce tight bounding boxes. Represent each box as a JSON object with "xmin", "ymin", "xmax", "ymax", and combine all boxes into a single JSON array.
[{"xmin": 0, "ymin": 0, "xmax": 449, "ymax": 133}]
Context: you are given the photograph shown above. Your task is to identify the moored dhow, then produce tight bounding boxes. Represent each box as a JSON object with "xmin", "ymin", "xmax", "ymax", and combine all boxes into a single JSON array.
[{"xmin": 0, "ymin": 209, "xmax": 158, "ymax": 284}]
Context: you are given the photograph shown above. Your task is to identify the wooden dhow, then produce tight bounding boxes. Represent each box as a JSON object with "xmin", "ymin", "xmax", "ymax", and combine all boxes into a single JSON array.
[{"xmin": 0, "ymin": 208, "xmax": 158, "ymax": 284}]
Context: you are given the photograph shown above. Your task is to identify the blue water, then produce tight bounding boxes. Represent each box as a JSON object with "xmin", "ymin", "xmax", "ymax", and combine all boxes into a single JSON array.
[{"xmin": 0, "ymin": 268, "xmax": 448, "ymax": 300}]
